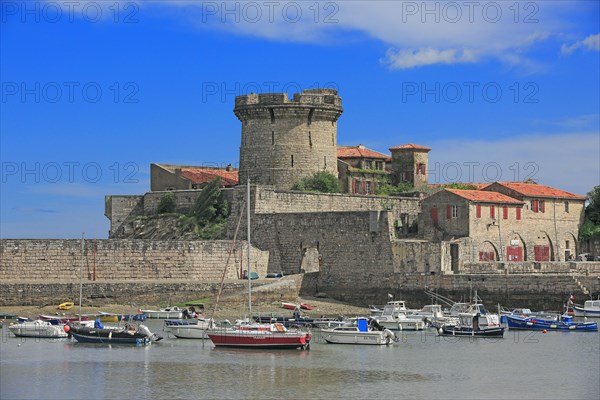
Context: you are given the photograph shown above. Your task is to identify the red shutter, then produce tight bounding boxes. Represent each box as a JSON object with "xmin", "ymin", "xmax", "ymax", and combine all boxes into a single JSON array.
[
  {"xmin": 533, "ymin": 200, "xmax": 538, "ymax": 213},
  {"xmin": 540, "ymin": 200, "xmax": 545, "ymax": 213},
  {"xmin": 490, "ymin": 206, "xmax": 495, "ymax": 219},
  {"xmin": 352, "ymin": 180, "xmax": 357, "ymax": 194},
  {"xmin": 516, "ymin": 207, "xmax": 521, "ymax": 220},
  {"xmin": 503, "ymin": 206, "xmax": 508, "ymax": 219},
  {"xmin": 431, "ymin": 207, "xmax": 438, "ymax": 225},
  {"xmin": 360, "ymin": 181, "xmax": 366, "ymax": 194},
  {"xmin": 446, "ymin": 205, "xmax": 451, "ymax": 219},
  {"xmin": 476, "ymin": 205, "xmax": 481, "ymax": 218}
]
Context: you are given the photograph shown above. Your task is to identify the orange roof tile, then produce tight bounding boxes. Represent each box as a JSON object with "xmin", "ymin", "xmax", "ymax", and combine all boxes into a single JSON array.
[
  {"xmin": 337, "ymin": 145, "xmax": 390, "ymax": 160},
  {"xmin": 446, "ymin": 189, "xmax": 523, "ymax": 204},
  {"xmin": 181, "ymin": 168, "xmax": 239, "ymax": 187},
  {"xmin": 389, "ymin": 143, "xmax": 431, "ymax": 151},
  {"xmin": 488, "ymin": 182, "xmax": 586, "ymax": 200}
]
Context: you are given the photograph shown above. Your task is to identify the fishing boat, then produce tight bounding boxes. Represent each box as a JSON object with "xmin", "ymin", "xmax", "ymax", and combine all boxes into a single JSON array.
[
  {"xmin": 506, "ymin": 314, "xmax": 598, "ymax": 331},
  {"xmin": 321, "ymin": 317, "xmax": 396, "ymax": 345},
  {"xmin": 65, "ymin": 320, "xmax": 163, "ymax": 344},
  {"xmin": 438, "ymin": 293, "xmax": 504, "ymax": 337},
  {"xmin": 573, "ymin": 300, "xmax": 600, "ymax": 318},
  {"xmin": 8, "ymin": 320, "xmax": 69, "ymax": 338},
  {"xmin": 373, "ymin": 302, "xmax": 426, "ymax": 331},
  {"xmin": 206, "ymin": 179, "xmax": 311, "ymax": 350},
  {"xmin": 140, "ymin": 307, "xmax": 184, "ymax": 319}
]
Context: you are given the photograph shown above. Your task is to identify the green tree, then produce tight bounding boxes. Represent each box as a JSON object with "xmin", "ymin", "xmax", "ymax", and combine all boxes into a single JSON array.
[
  {"xmin": 190, "ymin": 178, "xmax": 222, "ymax": 225},
  {"xmin": 580, "ymin": 185, "xmax": 600, "ymax": 240},
  {"xmin": 292, "ymin": 171, "xmax": 341, "ymax": 193},
  {"xmin": 156, "ymin": 192, "xmax": 176, "ymax": 214}
]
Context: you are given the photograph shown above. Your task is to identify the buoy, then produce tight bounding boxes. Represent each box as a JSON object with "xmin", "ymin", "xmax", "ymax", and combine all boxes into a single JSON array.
[
  {"xmin": 542, "ymin": 329, "xmax": 547, "ymax": 333},
  {"xmin": 63, "ymin": 325, "xmax": 70, "ymax": 333}
]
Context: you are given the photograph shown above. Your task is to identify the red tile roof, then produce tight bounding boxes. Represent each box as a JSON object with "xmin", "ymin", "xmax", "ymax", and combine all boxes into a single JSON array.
[
  {"xmin": 337, "ymin": 145, "xmax": 390, "ymax": 160},
  {"xmin": 181, "ymin": 168, "xmax": 239, "ymax": 187},
  {"xmin": 389, "ymin": 143, "xmax": 431, "ymax": 151},
  {"xmin": 428, "ymin": 183, "xmax": 489, "ymax": 190},
  {"xmin": 487, "ymin": 182, "xmax": 586, "ymax": 200},
  {"xmin": 446, "ymin": 189, "xmax": 523, "ymax": 204}
]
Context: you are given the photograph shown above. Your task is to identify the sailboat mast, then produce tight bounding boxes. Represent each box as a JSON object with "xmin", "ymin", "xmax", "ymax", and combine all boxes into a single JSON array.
[
  {"xmin": 79, "ymin": 232, "xmax": 84, "ymax": 322},
  {"xmin": 247, "ymin": 178, "xmax": 252, "ymax": 317}
]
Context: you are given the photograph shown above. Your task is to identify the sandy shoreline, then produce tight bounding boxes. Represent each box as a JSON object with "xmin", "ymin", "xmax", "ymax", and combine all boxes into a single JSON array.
[{"xmin": 0, "ymin": 296, "xmax": 371, "ymax": 321}]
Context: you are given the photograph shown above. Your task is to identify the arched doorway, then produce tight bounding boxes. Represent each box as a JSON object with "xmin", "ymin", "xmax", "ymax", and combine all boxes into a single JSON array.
[
  {"xmin": 561, "ymin": 233, "xmax": 578, "ymax": 261},
  {"xmin": 531, "ymin": 231, "xmax": 554, "ymax": 262},
  {"xmin": 506, "ymin": 232, "xmax": 526, "ymax": 262},
  {"xmin": 478, "ymin": 241, "xmax": 499, "ymax": 261}
]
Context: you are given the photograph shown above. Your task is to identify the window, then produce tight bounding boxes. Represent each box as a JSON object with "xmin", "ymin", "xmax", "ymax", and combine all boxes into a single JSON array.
[
  {"xmin": 516, "ymin": 207, "xmax": 521, "ymax": 220},
  {"xmin": 366, "ymin": 181, "xmax": 372, "ymax": 194},
  {"xmin": 364, "ymin": 160, "xmax": 372, "ymax": 169},
  {"xmin": 452, "ymin": 205, "xmax": 458, "ymax": 218},
  {"xmin": 291, "ymin": 154, "xmax": 294, "ymax": 167},
  {"xmin": 308, "ymin": 131, "xmax": 312, "ymax": 146},
  {"xmin": 490, "ymin": 206, "xmax": 495, "ymax": 219},
  {"xmin": 503, "ymin": 206, "xmax": 508, "ymax": 220},
  {"xmin": 476, "ymin": 205, "xmax": 481, "ymax": 218},
  {"xmin": 271, "ymin": 131, "xmax": 274, "ymax": 145},
  {"xmin": 564, "ymin": 201, "xmax": 569, "ymax": 213},
  {"xmin": 417, "ymin": 163, "xmax": 426, "ymax": 175},
  {"xmin": 375, "ymin": 161, "xmax": 383, "ymax": 170},
  {"xmin": 565, "ymin": 240, "xmax": 570, "ymax": 249}
]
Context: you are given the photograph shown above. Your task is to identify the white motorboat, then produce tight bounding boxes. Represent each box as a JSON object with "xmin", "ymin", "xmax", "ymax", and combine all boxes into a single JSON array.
[
  {"xmin": 8, "ymin": 320, "xmax": 68, "ymax": 338},
  {"xmin": 573, "ymin": 300, "xmax": 600, "ymax": 317},
  {"xmin": 374, "ymin": 302, "xmax": 426, "ymax": 331},
  {"xmin": 140, "ymin": 307, "xmax": 184, "ymax": 319},
  {"xmin": 321, "ymin": 317, "xmax": 395, "ymax": 345},
  {"xmin": 167, "ymin": 319, "xmax": 216, "ymax": 339}
]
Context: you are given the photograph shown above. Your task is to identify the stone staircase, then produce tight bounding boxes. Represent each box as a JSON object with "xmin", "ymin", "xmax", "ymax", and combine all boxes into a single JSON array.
[{"xmin": 571, "ymin": 275, "xmax": 590, "ymax": 296}]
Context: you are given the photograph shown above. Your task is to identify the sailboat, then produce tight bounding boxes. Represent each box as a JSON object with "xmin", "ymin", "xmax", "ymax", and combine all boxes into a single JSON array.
[{"xmin": 207, "ymin": 179, "xmax": 312, "ymax": 350}]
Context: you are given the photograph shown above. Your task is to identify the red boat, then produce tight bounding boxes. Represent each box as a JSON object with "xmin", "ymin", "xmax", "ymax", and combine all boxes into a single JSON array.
[
  {"xmin": 39, "ymin": 315, "xmax": 90, "ymax": 325},
  {"xmin": 300, "ymin": 303, "xmax": 316, "ymax": 310},
  {"xmin": 207, "ymin": 322, "xmax": 311, "ymax": 349},
  {"xmin": 281, "ymin": 302, "xmax": 299, "ymax": 310}
]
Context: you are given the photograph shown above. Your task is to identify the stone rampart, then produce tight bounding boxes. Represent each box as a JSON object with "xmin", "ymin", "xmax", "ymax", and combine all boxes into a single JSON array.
[{"xmin": 0, "ymin": 239, "xmax": 268, "ymax": 283}]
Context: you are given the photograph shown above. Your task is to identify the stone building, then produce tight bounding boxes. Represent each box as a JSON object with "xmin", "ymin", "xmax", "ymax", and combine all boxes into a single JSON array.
[
  {"xmin": 150, "ymin": 163, "xmax": 238, "ymax": 191},
  {"xmin": 337, "ymin": 144, "xmax": 391, "ymax": 194},
  {"xmin": 235, "ymin": 89, "xmax": 343, "ymax": 189},
  {"xmin": 420, "ymin": 183, "xmax": 586, "ymax": 271},
  {"xmin": 482, "ymin": 182, "xmax": 586, "ymax": 261},
  {"xmin": 389, "ymin": 143, "xmax": 431, "ymax": 188}
]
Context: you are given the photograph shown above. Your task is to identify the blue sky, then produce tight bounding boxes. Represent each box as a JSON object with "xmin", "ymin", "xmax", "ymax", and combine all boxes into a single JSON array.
[{"xmin": 1, "ymin": 0, "xmax": 599, "ymax": 238}]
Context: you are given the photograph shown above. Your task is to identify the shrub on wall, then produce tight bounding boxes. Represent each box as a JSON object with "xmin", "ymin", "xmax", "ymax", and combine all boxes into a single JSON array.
[
  {"xmin": 157, "ymin": 192, "xmax": 176, "ymax": 214},
  {"xmin": 292, "ymin": 171, "xmax": 341, "ymax": 193}
]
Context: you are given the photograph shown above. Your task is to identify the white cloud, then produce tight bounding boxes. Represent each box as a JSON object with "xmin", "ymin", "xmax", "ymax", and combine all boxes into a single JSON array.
[
  {"xmin": 382, "ymin": 48, "xmax": 478, "ymax": 69},
  {"xmin": 561, "ymin": 33, "xmax": 600, "ymax": 55},
  {"xmin": 152, "ymin": 0, "xmax": 582, "ymax": 69}
]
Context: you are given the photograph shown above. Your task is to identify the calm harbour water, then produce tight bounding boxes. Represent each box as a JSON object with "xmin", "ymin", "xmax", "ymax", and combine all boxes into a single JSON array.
[{"xmin": 1, "ymin": 320, "xmax": 598, "ymax": 400}]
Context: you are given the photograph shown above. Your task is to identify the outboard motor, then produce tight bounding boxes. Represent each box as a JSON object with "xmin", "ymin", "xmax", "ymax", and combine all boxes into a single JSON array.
[{"xmin": 138, "ymin": 324, "xmax": 163, "ymax": 342}]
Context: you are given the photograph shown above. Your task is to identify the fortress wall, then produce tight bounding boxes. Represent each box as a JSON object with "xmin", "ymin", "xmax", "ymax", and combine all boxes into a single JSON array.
[
  {"xmin": 244, "ymin": 210, "xmax": 397, "ymax": 277},
  {"xmin": 0, "ymin": 239, "xmax": 268, "ymax": 283},
  {"xmin": 301, "ymin": 272, "xmax": 600, "ymax": 312}
]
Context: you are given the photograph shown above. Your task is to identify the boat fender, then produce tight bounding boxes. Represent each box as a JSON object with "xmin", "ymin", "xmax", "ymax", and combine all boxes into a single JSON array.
[
  {"xmin": 438, "ymin": 327, "xmax": 443, "ymax": 335},
  {"xmin": 63, "ymin": 325, "xmax": 70, "ymax": 333}
]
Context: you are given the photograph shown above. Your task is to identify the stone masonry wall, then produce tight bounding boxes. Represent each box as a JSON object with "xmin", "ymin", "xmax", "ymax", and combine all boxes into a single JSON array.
[{"xmin": 0, "ymin": 239, "xmax": 268, "ymax": 282}]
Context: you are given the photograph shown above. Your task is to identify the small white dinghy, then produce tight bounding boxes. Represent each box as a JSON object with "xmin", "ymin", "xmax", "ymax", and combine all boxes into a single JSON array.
[{"xmin": 8, "ymin": 320, "xmax": 68, "ymax": 338}]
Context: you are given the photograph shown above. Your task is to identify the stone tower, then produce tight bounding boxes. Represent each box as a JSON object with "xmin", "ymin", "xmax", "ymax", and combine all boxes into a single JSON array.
[
  {"xmin": 234, "ymin": 89, "xmax": 343, "ymax": 189},
  {"xmin": 389, "ymin": 144, "xmax": 431, "ymax": 188}
]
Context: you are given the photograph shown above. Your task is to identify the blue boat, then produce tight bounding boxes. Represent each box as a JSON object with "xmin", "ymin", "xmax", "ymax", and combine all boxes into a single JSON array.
[{"xmin": 505, "ymin": 315, "xmax": 598, "ymax": 332}]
